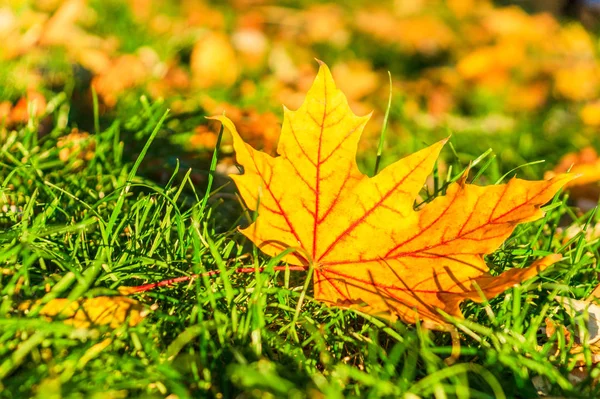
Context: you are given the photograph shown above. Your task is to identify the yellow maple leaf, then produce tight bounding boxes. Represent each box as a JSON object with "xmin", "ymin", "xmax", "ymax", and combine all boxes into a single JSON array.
[
  {"xmin": 20, "ymin": 296, "xmax": 148, "ymax": 329},
  {"xmin": 211, "ymin": 62, "xmax": 572, "ymax": 328}
]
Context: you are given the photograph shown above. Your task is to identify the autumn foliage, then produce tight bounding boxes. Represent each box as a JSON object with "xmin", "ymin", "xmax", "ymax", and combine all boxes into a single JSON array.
[{"xmin": 215, "ymin": 63, "xmax": 572, "ymax": 328}]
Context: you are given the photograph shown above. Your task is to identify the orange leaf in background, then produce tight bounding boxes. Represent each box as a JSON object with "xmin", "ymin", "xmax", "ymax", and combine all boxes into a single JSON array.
[
  {"xmin": 554, "ymin": 63, "xmax": 600, "ymax": 101},
  {"xmin": 545, "ymin": 147, "xmax": 599, "ymax": 210},
  {"xmin": 457, "ymin": 42, "xmax": 526, "ymax": 88},
  {"xmin": 302, "ymin": 4, "xmax": 349, "ymax": 47},
  {"xmin": 10, "ymin": 90, "xmax": 47, "ymax": 124},
  {"xmin": 331, "ymin": 61, "xmax": 379, "ymax": 102},
  {"xmin": 92, "ymin": 54, "xmax": 149, "ymax": 107},
  {"xmin": 546, "ymin": 147, "xmax": 600, "ymax": 188},
  {"xmin": 57, "ymin": 128, "xmax": 95, "ymax": 163},
  {"xmin": 355, "ymin": 11, "xmax": 454, "ymax": 55},
  {"xmin": 20, "ymin": 296, "xmax": 148, "ymax": 329},
  {"xmin": 201, "ymin": 98, "xmax": 281, "ymax": 154},
  {"xmin": 506, "ymin": 81, "xmax": 549, "ymax": 112},
  {"xmin": 212, "ymin": 62, "xmax": 572, "ymax": 328}
]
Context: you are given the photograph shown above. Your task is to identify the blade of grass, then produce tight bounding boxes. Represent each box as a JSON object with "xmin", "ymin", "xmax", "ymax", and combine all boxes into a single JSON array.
[
  {"xmin": 107, "ymin": 109, "xmax": 169, "ymax": 246},
  {"xmin": 374, "ymin": 71, "xmax": 392, "ymax": 176},
  {"xmin": 199, "ymin": 122, "xmax": 224, "ymax": 217}
]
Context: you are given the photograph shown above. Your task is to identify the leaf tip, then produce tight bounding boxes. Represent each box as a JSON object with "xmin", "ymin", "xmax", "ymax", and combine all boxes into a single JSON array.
[
  {"xmin": 205, "ymin": 114, "xmax": 237, "ymax": 136},
  {"xmin": 549, "ymin": 172, "xmax": 581, "ymax": 190},
  {"xmin": 205, "ymin": 114, "xmax": 222, "ymax": 122},
  {"xmin": 314, "ymin": 59, "xmax": 333, "ymax": 80}
]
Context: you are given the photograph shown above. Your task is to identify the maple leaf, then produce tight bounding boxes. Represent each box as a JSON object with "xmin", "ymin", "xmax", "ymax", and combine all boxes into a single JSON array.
[
  {"xmin": 20, "ymin": 296, "xmax": 148, "ymax": 329},
  {"xmin": 211, "ymin": 62, "xmax": 573, "ymax": 328}
]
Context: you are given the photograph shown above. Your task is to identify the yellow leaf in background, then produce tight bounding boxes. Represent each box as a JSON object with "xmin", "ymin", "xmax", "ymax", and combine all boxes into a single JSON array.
[
  {"xmin": 355, "ymin": 11, "xmax": 455, "ymax": 54},
  {"xmin": 21, "ymin": 296, "xmax": 148, "ymax": 329},
  {"xmin": 554, "ymin": 63, "xmax": 600, "ymax": 101},
  {"xmin": 556, "ymin": 23, "xmax": 596, "ymax": 59},
  {"xmin": 393, "ymin": 0, "xmax": 427, "ymax": 17},
  {"xmin": 395, "ymin": 15, "xmax": 455, "ymax": 54},
  {"xmin": 213, "ymin": 62, "xmax": 572, "ymax": 328},
  {"xmin": 483, "ymin": 7, "xmax": 557, "ymax": 43},
  {"xmin": 446, "ymin": 0, "xmax": 485, "ymax": 18},
  {"xmin": 457, "ymin": 42, "xmax": 525, "ymax": 84},
  {"xmin": 303, "ymin": 4, "xmax": 349, "ymax": 47},
  {"xmin": 581, "ymin": 101, "xmax": 600, "ymax": 127},
  {"xmin": 191, "ymin": 31, "xmax": 239, "ymax": 89}
]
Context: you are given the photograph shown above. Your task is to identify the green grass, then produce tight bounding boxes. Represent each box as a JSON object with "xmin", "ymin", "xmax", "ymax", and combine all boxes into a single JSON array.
[
  {"xmin": 2, "ymin": 1, "xmax": 600, "ymax": 398},
  {"xmin": 0, "ymin": 93, "xmax": 599, "ymax": 398}
]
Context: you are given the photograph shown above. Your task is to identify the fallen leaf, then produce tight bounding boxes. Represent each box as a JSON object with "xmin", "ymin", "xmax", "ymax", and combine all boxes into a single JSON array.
[
  {"xmin": 92, "ymin": 54, "xmax": 149, "ymax": 107},
  {"xmin": 190, "ymin": 125, "xmax": 220, "ymax": 150},
  {"xmin": 355, "ymin": 11, "xmax": 454, "ymax": 55},
  {"xmin": 559, "ymin": 220, "xmax": 600, "ymax": 245},
  {"xmin": 536, "ymin": 288, "xmax": 600, "ymax": 391},
  {"xmin": 545, "ymin": 147, "xmax": 599, "ymax": 209},
  {"xmin": 184, "ymin": 0, "xmax": 225, "ymax": 30},
  {"xmin": 446, "ymin": 0, "xmax": 482, "ymax": 18},
  {"xmin": 212, "ymin": 62, "xmax": 572, "ymax": 328},
  {"xmin": 457, "ymin": 41, "xmax": 526, "ymax": 88},
  {"xmin": 57, "ymin": 128, "xmax": 95, "ymax": 164},
  {"xmin": 482, "ymin": 6, "xmax": 557, "ymax": 43},
  {"xmin": 331, "ymin": 61, "xmax": 379, "ymax": 102},
  {"xmin": 20, "ymin": 296, "xmax": 148, "ymax": 329},
  {"xmin": 556, "ymin": 296, "xmax": 600, "ymax": 347},
  {"xmin": 39, "ymin": 0, "xmax": 87, "ymax": 47},
  {"xmin": 506, "ymin": 81, "xmax": 549, "ymax": 112},
  {"xmin": 302, "ymin": 4, "xmax": 349, "ymax": 47},
  {"xmin": 553, "ymin": 63, "xmax": 600, "ymax": 101},
  {"xmin": 581, "ymin": 101, "xmax": 600, "ymax": 127},
  {"xmin": 547, "ymin": 147, "xmax": 599, "ymax": 186},
  {"xmin": 0, "ymin": 101, "xmax": 11, "ymax": 125},
  {"xmin": 231, "ymin": 27, "xmax": 269, "ymax": 69},
  {"xmin": 191, "ymin": 31, "xmax": 238, "ymax": 89},
  {"xmin": 39, "ymin": 0, "xmax": 111, "ymax": 58},
  {"xmin": 590, "ymin": 284, "xmax": 600, "ymax": 300},
  {"xmin": 10, "ymin": 90, "xmax": 47, "ymax": 124}
]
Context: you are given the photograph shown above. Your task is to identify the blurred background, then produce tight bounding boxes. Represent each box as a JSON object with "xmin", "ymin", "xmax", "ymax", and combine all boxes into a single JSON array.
[{"xmin": 2, "ymin": 0, "xmax": 600, "ymax": 190}]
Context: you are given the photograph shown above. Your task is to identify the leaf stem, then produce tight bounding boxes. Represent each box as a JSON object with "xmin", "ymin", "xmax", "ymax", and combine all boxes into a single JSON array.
[{"xmin": 121, "ymin": 265, "xmax": 309, "ymax": 294}]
